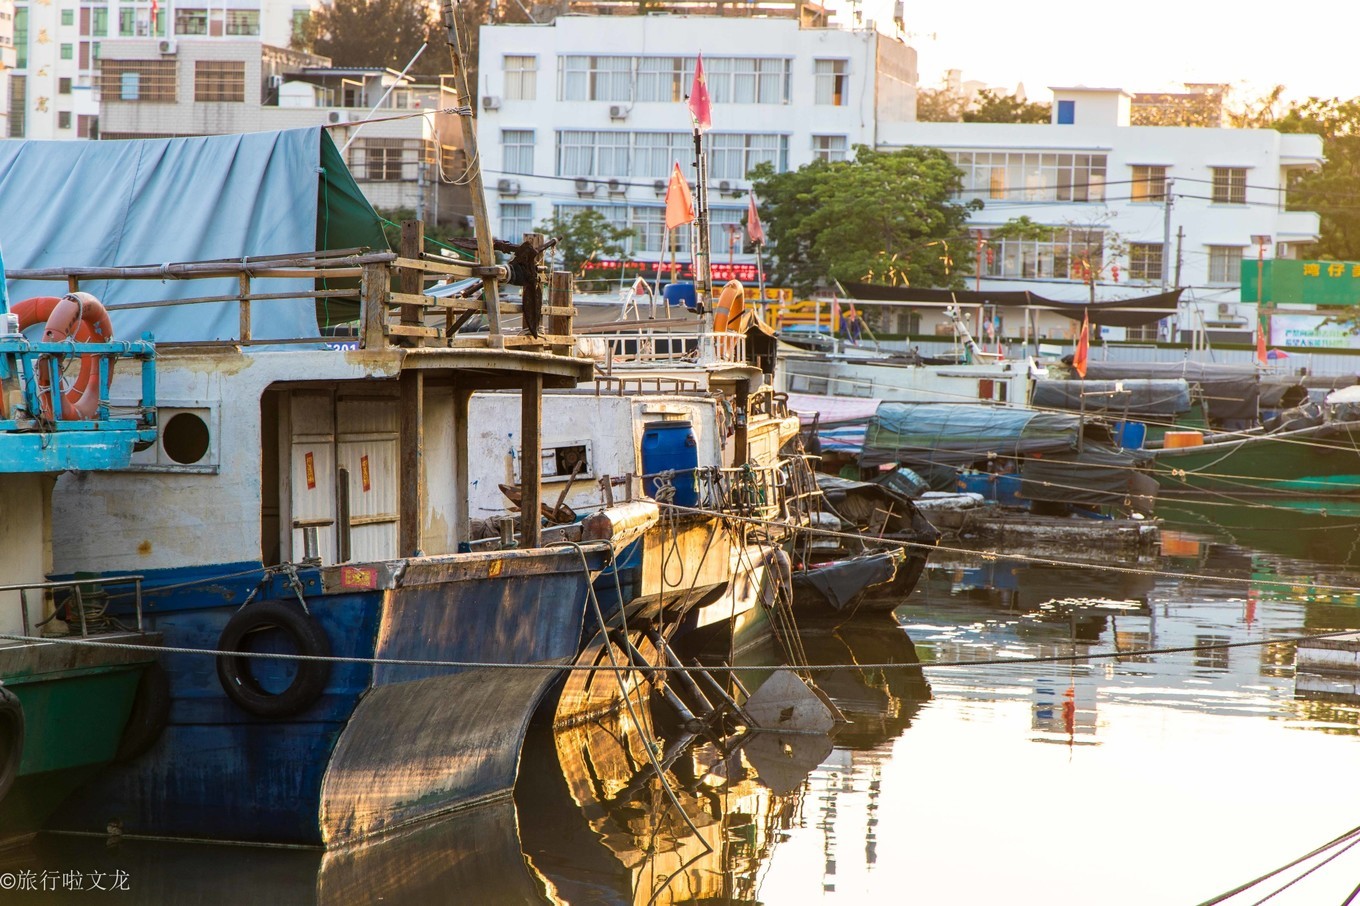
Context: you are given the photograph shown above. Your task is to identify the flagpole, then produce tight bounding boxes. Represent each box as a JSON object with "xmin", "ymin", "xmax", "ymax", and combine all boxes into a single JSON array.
[
  {"xmin": 693, "ymin": 129, "xmax": 713, "ymax": 315},
  {"xmin": 755, "ymin": 243, "xmax": 766, "ymax": 302},
  {"xmin": 654, "ymin": 228, "xmax": 667, "ymax": 318}
]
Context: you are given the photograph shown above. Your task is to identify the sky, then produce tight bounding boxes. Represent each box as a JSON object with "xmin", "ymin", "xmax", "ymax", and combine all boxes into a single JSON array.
[{"xmin": 840, "ymin": 0, "xmax": 1360, "ymax": 105}]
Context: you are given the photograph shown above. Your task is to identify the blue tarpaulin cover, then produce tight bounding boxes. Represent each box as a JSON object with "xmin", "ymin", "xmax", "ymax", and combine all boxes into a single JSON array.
[
  {"xmin": 0, "ymin": 128, "xmax": 381, "ymax": 342},
  {"xmin": 862, "ymin": 402, "xmax": 1082, "ymax": 468}
]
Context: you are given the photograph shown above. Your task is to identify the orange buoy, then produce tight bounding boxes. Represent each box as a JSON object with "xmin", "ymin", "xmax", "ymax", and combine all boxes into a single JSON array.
[
  {"xmin": 712, "ymin": 279, "xmax": 746, "ymax": 333},
  {"xmin": 13, "ymin": 292, "xmax": 114, "ymax": 420}
]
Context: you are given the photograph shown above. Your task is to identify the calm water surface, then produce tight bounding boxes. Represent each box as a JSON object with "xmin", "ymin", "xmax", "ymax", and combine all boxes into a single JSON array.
[{"xmin": 10, "ymin": 500, "xmax": 1360, "ymax": 904}]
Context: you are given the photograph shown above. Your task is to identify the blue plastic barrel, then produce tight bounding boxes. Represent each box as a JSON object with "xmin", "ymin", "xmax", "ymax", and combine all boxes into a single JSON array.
[
  {"xmin": 1113, "ymin": 420, "xmax": 1147, "ymax": 451},
  {"xmin": 663, "ymin": 282, "xmax": 698, "ymax": 311},
  {"xmin": 641, "ymin": 420, "xmax": 699, "ymax": 507}
]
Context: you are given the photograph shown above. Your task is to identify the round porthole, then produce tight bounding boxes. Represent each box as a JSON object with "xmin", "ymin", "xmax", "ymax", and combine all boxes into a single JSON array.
[{"xmin": 162, "ymin": 412, "xmax": 210, "ymax": 465}]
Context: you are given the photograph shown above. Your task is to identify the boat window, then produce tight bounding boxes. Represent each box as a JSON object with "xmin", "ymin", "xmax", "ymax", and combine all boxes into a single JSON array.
[{"xmin": 163, "ymin": 411, "xmax": 211, "ymax": 464}]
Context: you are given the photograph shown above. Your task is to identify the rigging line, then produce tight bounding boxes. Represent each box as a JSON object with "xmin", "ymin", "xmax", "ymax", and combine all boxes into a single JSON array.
[
  {"xmin": 1247, "ymin": 835, "xmax": 1360, "ymax": 905},
  {"xmin": 659, "ymin": 502, "xmax": 1360, "ymax": 593},
  {"xmin": 1193, "ymin": 823, "xmax": 1360, "ymax": 906},
  {"xmin": 8, "ymin": 626, "xmax": 1353, "ymax": 675}
]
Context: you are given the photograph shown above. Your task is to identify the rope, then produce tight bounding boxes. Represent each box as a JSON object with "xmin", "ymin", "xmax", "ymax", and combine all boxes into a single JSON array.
[
  {"xmin": 3, "ymin": 625, "xmax": 1349, "ymax": 675},
  {"xmin": 658, "ymin": 502, "xmax": 1360, "ymax": 595},
  {"xmin": 1194, "ymin": 822, "xmax": 1360, "ymax": 906}
]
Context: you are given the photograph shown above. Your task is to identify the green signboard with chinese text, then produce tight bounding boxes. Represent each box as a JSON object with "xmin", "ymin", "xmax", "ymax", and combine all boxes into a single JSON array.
[{"xmin": 1241, "ymin": 259, "xmax": 1360, "ymax": 306}]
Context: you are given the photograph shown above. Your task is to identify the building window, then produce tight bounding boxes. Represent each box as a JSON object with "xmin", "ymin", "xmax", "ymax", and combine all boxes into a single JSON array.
[
  {"xmin": 14, "ymin": 7, "xmax": 26, "ymax": 68},
  {"xmin": 978, "ymin": 225, "xmax": 1106, "ymax": 280},
  {"xmin": 555, "ymin": 129, "xmax": 628, "ymax": 177},
  {"xmin": 1208, "ymin": 246, "xmax": 1243, "ymax": 284},
  {"xmin": 175, "ymin": 8, "xmax": 207, "ymax": 35},
  {"xmin": 709, "ymin": 133, "xmax": 788, "ymax": 180},
  {"xmin": 225, "ymin": 10, "xmax": 259, "ymax": 35},
  {"xmin": 101, "ymin": 59, "xmax": 177, "ymax": 102},
  {"xmin": 812, "ymin": 134, "xmax": 847, "ymax": 162},
  {"xmin": 629, "ymin": 131, "xmax": 691, "ymax": 178},
  {"xmin": 558, "ymin": 55, "xmax": 790, "ymax": 105},
  {"xmin": 90, "ymin": 7, "xmax": 109, "ymax": 36},
  {"xmin": 57, "ymin": 110, "xmax": 72, "ymax": 129},
  {"xmin": 559, "ymin": 55, "xmax": 632, "ymax": 103},
  {"xmin": 194, "ymin": 60, "xmax": 245, "ymax": 102},
  {"xmin": 58, "ymin": 77, "xmax": 71, "ymax": 95},
  {"xmin": 1130, "ymin": 165, "xmax": 1167, "ymax": 204},
  {"xmin": 357, "ymin": 138, "xmax": 408, "ymax": 181},
  {"xmin": 61, "ymin": 9, "xmax": 74, "ymax": 26},
  {"xmin": 77, "ymin": 114, "xmax": 98, "ymax": 139},
  {"xmin": 502, "ymin": 129, "xmax": 534, "ymax": 175},
  {"xmin": 500, "ymin": 202, "xmax": 532, "ymax": 239},
  {"xmin": 60, "ymin": 42, "xmax": 73, "ymax": 60},
  {"xmin": 814, "ymin": 59, "xmax": 847, "ymax": 106},
  {"xmin": 8, "ymin": 75, "xmax": 25, "ymax": 137},
  {"xmin": 1056, "ymin": 99, "xmax": 1075, "ymax": 124},
  {"xmin": 635, "ymin": 57, "xmax": 685, "ymax": 103},
  {"xmin": 1128, "ymin": 243, "xmax": 1163, "ymax": 283},
  {"xmin": 948, "ymin": 150, "xmax": 1107, "ymax": 203},
  {"xmin": 291, "ymin": 9, "xmax": 309, "ymax": 44},
  {"xmin": 504, "ymin": 55, "xmax": 536, "ymax": 101},
  {"xmin": 1211, "ymin": 167, "xmax": 1246, "ymax": 204}
]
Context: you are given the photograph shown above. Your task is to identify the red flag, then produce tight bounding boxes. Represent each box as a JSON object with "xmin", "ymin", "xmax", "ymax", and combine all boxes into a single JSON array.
[
  {"xmin": 1256, "ymin": 313, "xmax": 1268, "ymax": 364},
  {"xmin": 688, "ymin": 55, "xmax": 712, "ymax": 133},
  {"xmin": 746, "ymin": 193, "xmax": 765, "ymax": 246},
  {"xmin": 150, "ymin": 0, "xmax": 159, "ymax": 30},
  {"xmin": 1073, "ymin": 311, "xmax": 1090, "ymax": 378},
  {"xmin": 664, "ymin": 162, "xmax": 694, "ymax": 230}
]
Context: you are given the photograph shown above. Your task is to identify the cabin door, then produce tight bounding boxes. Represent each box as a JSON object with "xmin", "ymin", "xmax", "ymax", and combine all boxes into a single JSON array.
[{"xmin": 286, "ymin": 390, "xmax": 399, "ymax": 566}]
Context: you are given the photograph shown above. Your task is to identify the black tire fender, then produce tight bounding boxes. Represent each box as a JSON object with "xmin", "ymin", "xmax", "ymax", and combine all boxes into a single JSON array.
[
  {"xmin": 0, "ymin": 687, "xmax": 24, "ymax": 803},
  {"xmin": 216, "ymin": 600, "xmax": 331, "ymax": 719},
  {"xmin": 115, "ymin": 662, "xmax": 171, "ymax": 762}
]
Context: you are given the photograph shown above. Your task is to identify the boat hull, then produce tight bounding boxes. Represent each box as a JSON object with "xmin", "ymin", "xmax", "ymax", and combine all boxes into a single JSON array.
[
  {"xmin": 0, "ymin": 637, "xmax": 158, "ymax": 845},
  {"xmin": 1151, "ymin": 422, "xmax": 1360, "ymax": 497},
  {"xmin": 48, "ymin": 548, "xmax": 603, "ymax": 847}
]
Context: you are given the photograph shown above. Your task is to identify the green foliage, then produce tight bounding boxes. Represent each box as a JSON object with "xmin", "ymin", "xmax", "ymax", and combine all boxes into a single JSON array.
[
  {"xmin": 536, "ymin": 209, "xmax": 637, "ymax": 278},
  {"xmin": 990, "ymin": 216, "xmax": 1050, "ymax": 243},
  {"xmin": 375, "ymin": 207, "xmax": 471, "ymax": 254},
  {"xmin": 750, "ymin": 146, "xmax": 982, "ymax": 295},
  {"xmin": 963, "ymin": 89, "xmax": 1051, "ymax": 124},
  {"xmin": 1275, "ymin": 96, "xmax": 1360, "ymax": 261},
  {"xmin": 914, "ymin": 86, "xmax": 965, "ymax": 123},
  {"xmin": 292, "ymin": 0, "xmax": 461, "ymax": 82}
]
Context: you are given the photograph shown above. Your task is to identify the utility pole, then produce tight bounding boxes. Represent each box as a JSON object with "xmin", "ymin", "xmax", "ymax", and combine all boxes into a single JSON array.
[
  {"xmin": 1174, "ymin": 226, "xmax": 1184, "ymax": 288},
  {"xmin": 1160, "ymin": 178, "xmax": 1174, "ymax": 291}
]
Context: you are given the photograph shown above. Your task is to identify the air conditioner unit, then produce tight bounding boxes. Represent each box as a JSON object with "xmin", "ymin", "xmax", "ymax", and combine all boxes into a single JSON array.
[
  {"xmin": 1217, "ymin": 302, "xmax": 1234, "ymax": 316},
  {"xmin": 267, "ymin": 74, "xmax": 283, "ymax": 90},
  {"xmin": 496, "ymin": 178, "xmax": 520, "ymax": 196},
  {"xmin": 653, "ymin": 179, "xmax": 666, "ymax": 196},
  {"xmin": 609, "ymin": 104, "xmax": 627, "ymax": 120},
  {"xmin": 158, "ymin": 39, "xmax": 177, "ymax": 55},
  {"xmin": 717, "ymin": 179, "xmax": 733, "ymax": 194},
  {"xmin": 574, "ymin": 177, "xmax": 595, "ymax": 196},
  {"xmin": 326, "ymin": 110, "xmax": 349, "ymax": 124},
  {"xmin": 607, "ymin": 178, "xmax": 624, "ymax": 194},
  {"xmin": 482, "ymin": 95, "xmax": 501, "ymax": 111}
]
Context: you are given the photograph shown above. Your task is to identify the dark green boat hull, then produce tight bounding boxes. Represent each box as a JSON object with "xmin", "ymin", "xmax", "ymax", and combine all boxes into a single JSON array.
[{"xmin": 1151, "ymin": 423, "xmax": 1360, "ymax": 497}]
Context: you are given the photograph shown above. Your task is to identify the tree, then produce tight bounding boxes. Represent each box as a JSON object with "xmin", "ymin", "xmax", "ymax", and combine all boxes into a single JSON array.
[
  {"xmin": 915, "ymin": 86, "xmax": 965, "ymax": 123},
  {"xmin": 536, "ymin": 209, "xmax": 637, "ymax": 279},
  {"xmin": 750, "ymin": 146, "xmax": 982, "ymax": 295},
  {"xmin": 293, "ymin": 0, "xmax": 470, "ymax": 86},
  {"xmin": 963, "ymin": 89, "xmax": 1050, "ymax": 124},
  {"xmin": 1275, "ymin": 96, "xmax": 1360, "ymax": 261}
]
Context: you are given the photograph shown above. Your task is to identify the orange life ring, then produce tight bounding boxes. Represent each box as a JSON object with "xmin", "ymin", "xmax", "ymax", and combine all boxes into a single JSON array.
[
  {"xmin": 712, "ymin": 279, "xmax": 746, "ymax": 333},
  {"xmin": 12, "ymin": 292, "xmax": 115, "ymax": 420}
]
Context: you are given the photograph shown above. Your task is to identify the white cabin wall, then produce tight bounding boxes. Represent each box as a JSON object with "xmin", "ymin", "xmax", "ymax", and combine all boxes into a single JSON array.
[
  {"xmin": 422, "ymin": 386, "xmax": 460, "ymax": 556},
  {"xmin": 0, "ymin": 474, "xmax": 51, "ymax": 635}
]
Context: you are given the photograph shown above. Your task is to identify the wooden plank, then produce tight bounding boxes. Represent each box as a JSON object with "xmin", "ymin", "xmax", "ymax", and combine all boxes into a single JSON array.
[
  {"xmin": 361, "ymin": 263, "xmax": 390, "ymax": 350},
  {"xmin": 399, "ymin": 221, "xmax": 425, "ymax": 331},
  {"xmin": 385, "ymin": 323, "xmax": 440, "ymax": 338},
  {"xmin": 106, "ymin": 289, "xmax": 355, "ymax": 313},
  {"xmin": 400, "ymin": 371, "xmax": 426, "ymax": 557},
  {"xmin": 548, "ymin": 271, "xmax": 574, "ymax": 341},
  {"xmin": 501, "ymin": 334, "xmax": 574, "ymax": 347},
  {"xmin": 388, "ymin": 291, "xmax": 443, "ymax": 308},
  {"xmin": 238, "ymin": 273, "xmax": 251, "ymax": 343},
  {"xmin": 391, "ymin": 256, "xmax": 480, "ymax": 278},
  {"xmin": 520, "ymin": 374, "xmax": 543, "ymax": 549}
]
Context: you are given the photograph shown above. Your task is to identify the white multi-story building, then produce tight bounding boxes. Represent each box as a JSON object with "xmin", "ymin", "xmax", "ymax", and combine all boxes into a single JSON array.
[
  {"xmin": 880, "ymin": 87, "xmax": 1324, "ymax": 342},
  {"xmin": 478, "ymin": 11, "xmax": 917, "ymax": 284},
  {"xmin": 0, "ymin": 0, "xmax": 13, "ymax": 137},
  {"xmin": 5, "ymin": 0, "xmax": 305, "ymax": 140}
]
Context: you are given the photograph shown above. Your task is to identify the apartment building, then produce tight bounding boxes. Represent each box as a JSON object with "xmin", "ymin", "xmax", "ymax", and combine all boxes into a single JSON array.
[
  {"xmin": 880, "ymin": 87, "xmax": 1324, "ymax": 342},
  {"xmin": 477, "ymin": 8, "xmax": 917, "ymax": 283},
  {"xmin": 5, "ymin": 0, "xmax": 305, "ymax": 140}
]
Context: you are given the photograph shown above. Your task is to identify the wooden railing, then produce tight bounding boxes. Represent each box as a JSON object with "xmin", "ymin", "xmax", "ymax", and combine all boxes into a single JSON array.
[{"xmin": 6, "ymin": 242, "xmax": 577, "ymax": 355}]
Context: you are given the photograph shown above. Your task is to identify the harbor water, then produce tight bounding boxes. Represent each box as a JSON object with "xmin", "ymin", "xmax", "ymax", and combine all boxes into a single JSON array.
[{"xmin": 7, "ymin": 501, "xmax": 1360, "ymax": 904}]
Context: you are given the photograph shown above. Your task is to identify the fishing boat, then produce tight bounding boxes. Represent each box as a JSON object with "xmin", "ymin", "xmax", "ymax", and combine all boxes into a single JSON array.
[
  {"xmin": 0, "ymin": 124, "xmax": 662, "ymax": 847},
  {"xmin": 0, "ymin": 279, "xmax": 163, "ymax": 845}
]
